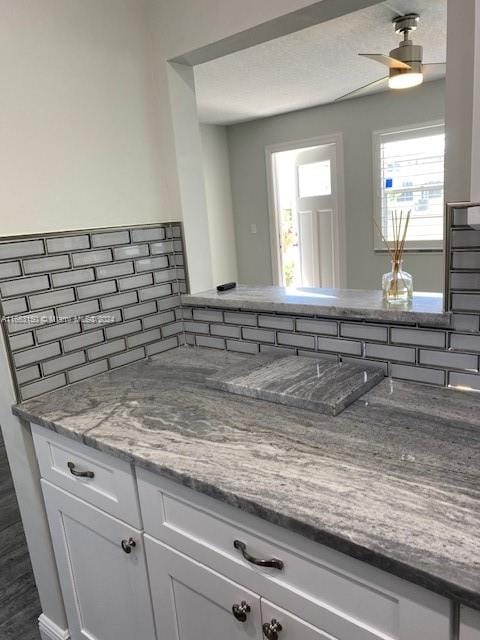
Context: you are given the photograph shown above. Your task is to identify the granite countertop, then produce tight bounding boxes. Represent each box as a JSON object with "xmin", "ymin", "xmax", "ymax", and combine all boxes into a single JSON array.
[
  {"xmin": 182, "ymin": 284, "xmax": 451, "ymax": 327},
  {"xmin": 13, "ymin": 347, "xmax": 480, "ymax": 608}
]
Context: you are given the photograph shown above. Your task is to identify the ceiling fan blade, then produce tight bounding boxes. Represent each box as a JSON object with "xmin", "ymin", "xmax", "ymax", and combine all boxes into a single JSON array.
[
  {"xmin": 359, "ymin": 53, "xmax": 411, "ymax": 69},
  {"xmin": 335, "ymin": 76, "xmax": 389, "ymax": 102}
]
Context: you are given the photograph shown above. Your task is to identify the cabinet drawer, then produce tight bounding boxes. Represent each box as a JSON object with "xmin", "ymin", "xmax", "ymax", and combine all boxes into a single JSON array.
[
  {"xmin": 32, "ymin": 425, "xmax": 141, "ymax": 527},
  {"xmin": 138, "ymin": 469, "xmax": 451, "ymax": 640}
]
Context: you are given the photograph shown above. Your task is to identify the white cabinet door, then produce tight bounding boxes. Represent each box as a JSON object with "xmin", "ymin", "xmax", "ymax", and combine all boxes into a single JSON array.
[
  {"xmin": 145, "ymin": 535, "xmax": 263, "ymax": 640},
  {"xmin": 261, "ymin": 599, "xmax": 341, "ymax": 640},
  {"xmin": 460, "ymin": 607, "xmax": 480, "ymax": 639},
  {"xmin": 42, "ymin": 480, "xmax": 156, "ymax": 640}
]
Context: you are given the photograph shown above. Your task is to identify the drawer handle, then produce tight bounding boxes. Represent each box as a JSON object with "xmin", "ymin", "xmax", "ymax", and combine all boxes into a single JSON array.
[
  {"xmin": 121, "ymin": 537, "xmax": 136, "ymax": 554},
  {"xmin": 67, "ymin": 462, "xmax": 95, "ymax": 479},
  {"xmin": 232, "ymin": 601, "xmax": 251, "ymax": 622},
  {"xmin": 233, "ymin": 540, "xmax": 284, "ymax": 570},
  {"xmin": 263, "ymin": 619, "xmax": 282, "ymax": 640}
]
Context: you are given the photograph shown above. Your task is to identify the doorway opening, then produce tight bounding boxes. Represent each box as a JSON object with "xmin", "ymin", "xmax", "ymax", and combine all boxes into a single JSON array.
[{"xmin": 266, "ymin": 135, "xmax": 346, "ymax": 289}]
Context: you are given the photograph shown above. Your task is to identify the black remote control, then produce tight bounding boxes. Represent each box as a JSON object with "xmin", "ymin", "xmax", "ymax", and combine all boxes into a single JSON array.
[{"xmin": 216, "ymin": 282, "xmax": 236, "ymax": 292}]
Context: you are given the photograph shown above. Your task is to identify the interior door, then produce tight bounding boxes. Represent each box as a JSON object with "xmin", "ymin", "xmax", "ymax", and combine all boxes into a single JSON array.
[
  {"xmin": 42, "ymin": 480, "xmax": 156, "ymax": 640},
  {"xmin": 295, "ymin": 144, "xmax": 339, "ymax": 288},
  {"xmin": 261, "ymin": 599, "xmax": 342, "ymax": 640},
  {"xmin": 145, "ymin": 535, "xmax": 263, "ymax": 640}
]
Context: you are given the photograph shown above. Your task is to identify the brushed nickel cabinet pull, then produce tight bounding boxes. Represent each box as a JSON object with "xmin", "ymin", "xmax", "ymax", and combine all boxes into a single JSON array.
[{"xmin": 67, "ymin": 461, "xmax": 94, "ymax": 479}]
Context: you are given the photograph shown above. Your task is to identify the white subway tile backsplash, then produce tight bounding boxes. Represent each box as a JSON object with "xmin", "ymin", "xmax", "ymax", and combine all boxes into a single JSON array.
[
  {"xmin": 340, "ymin": 323, "xmax": 387, "ymax": 342},
  {"xmin": 296, "ymin": 318, "xmax": 337, "ymax": 336},
  {"xmin": 146, "ymin": 336, "xmax": 179, "ymax": 356},
  {"xmin": 127, "ymin": 329, "xmax": 161, "ymax": 348},
  {"xmin": 136, "ymin": 256, "xmax": 169, "ymax": 272},
  {"xmin": 390, "ymin": 328, "xmax": 446, "ymax": 348},
  {"xmin": 43, "ymin": 351, "xmax": 86, "ymax": 376},
  {"xmin": 390, "ymin": 364, "xmax": 445, "ymax": 386},
  {"xmin": 278, "ymin": 332, "xmax": 315, "ymax": 350},
  {"xmin": 87, "ymin": 338, "xmax": 126, "ymax": 361},
  {"xmin": 23, "ymin": 255, "xmax": 70, "ymax": 274},
  {"xmin": 118, "ymin": 274, "xmax": 153, "ymax": 291},
  {"xmin": 0, "ymin": 262, "xmax": 21, "ymax": 279},
  {"xmin": 142, "ymin": 312, "xmax": 176, "ymax": 330},
  {"xmin": 226, "ymin": 339, "xmax": 259, "ymax": 354},
  {"xmin": 452, "ymin": 314, "xmax": 480, "ymax": 333},
  {"xmin": 450, "ymin": 333, "xmax": 480, "ymax": 353},
  {"xmin": 21, "ymin": 374, "xmax": 66, "ymax": 400},
  {"xmin": 419, "ymin": 350, "xmax": 478, "ymax": 371},
  {"xmin": 451, "ymin": 272, "xmax": 480, "ymax": 290},
  {"xmin": 184, "ymin": 321, "xmax": 209, "ymax": 334},
  {"xmin": 63, "ymin": 329, "xmax": 104, "ymax": 353},
  {"xmin": 72, "ymin": 249, "xmax": 112, "ymax": 267},
  {"xmin": 58, "ymin": 299, "xmax": 100, "ymax": 320},
  {"xmin": 105, "ymin": 320, "xmax": 142, "ymax": 339},
  {"xmin": 224, "ymin": 311, "xmax": 257, "ymax": 326},
  {"xmin": 68, "ymin": 360, "xmax": 109, "ymax": 383},
  {"xmin": 52, "ymin": 268, "xmax": 95, "ymax": 287},
  {"xmin": 77, "ymin": 280, "xmax": 117, "ymax": 300},
  {"xmin": 138, "ymin": 284, "xmax": 171, "ymax": 301},
  {"xmin": 95, "ymin": 262, "xmax": 134, "ymax": 279},
  {"xmin": 16, "ymin": 365, "xmax": 41, "ymax": 385},
  {"xmin": 14, "ymin": 342, "xmax": 61, "ymax": 368},
  {"xmin": 451, "ymin": 294, "xmax": 480, "ymax": 312},
  {"xmin": 7, "ymin": 309, "xmax": 56, "ymax": 333},
  {"xmin": 258, "ymin": 313, "xmax": 295, "ymax": 331},
  {"xmin": 192, "ymin": 308, "xmax": 223, "ymax": 322},
  {"xmin": 123, "ymin": 301, "xmax": 156, "ymax": 320},
  {"xmin": 365, "ymin": 343, "xmax": 415, "ymax": 363},
  {"xmin": 2, "ymin": 297, "xmax": 28, "ymax": 316},
  {"xmin": 131, "ymin": 227, "xmax": 166, "ymax": 242},
  {"xmin": 29, "ymin": 288, "xmax": 76, "ymax": 311},
  {"xmin": 0, "ymin": 275, "xmax": 49, "ymax": 298},
  {"xmin": 0, "ymin": 223, "xmax": 185, "ymax": 399},
  {"xmin": 242, "ymin": 327, "xmax": 275, "ymax": 343},
  {"xmin": 196, "ymin": 335, "xmax": 225, "ymax": 349},
  {"xmin": 452, "ymin": 229, "xmax": 480, "ymax": 248},
  {"xmin": 113, "ymin": 244, "xmax": 148, "ymax": 260},
  {"xmin": 36, "ymin": 321, "xmax": 81, "ymax": 344},
  {"xmin": 211, "ymin": 324, "xmax": 241, "ymax": 339},
  {"xmin": 91, "ymin": 230, "xmax": 130, "ymax": 247},
  {"xmin": 452, "ymin": 251, "xmax": 480, "ymax": 270},
  {"xmin": 0, "ymin": 240, "xmax": 44, "ymax": 259},
  {"xmin": 47, "ymin": 235, "xmax": 89, "ymax": 253},
  {"xmin": 101, "ymin": 291, "xmax": 138, "ymax": 310},
  {"xmin": 9, "ymin": 332, "xmax": 35, "ymax": 351},
  {"xmin": 449, "ymin": 371, "xmax": 480, "ymax": 390},
  {"xmin": 317, "ymin": 336, "xmax": 362, "ymax": 355},
  {"xmin": 150, "ymin": 241, "xmax": 174, "ymax": 255},
  {"xmin": 109, "ymin": 347, "xmax": 145, "ymax": 369}
]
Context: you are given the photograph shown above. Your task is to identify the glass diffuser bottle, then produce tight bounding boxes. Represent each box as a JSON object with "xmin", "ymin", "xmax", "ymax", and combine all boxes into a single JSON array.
[{"xmin": 382, "ymin": 259, "xmax": 413, "ymax": 303}]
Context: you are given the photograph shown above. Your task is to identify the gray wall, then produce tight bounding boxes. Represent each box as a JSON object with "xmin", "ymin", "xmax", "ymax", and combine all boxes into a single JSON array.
[
  {"xmin": 200, "ymin": 125, "xmax": 238, "ymax": 285},
  {"xmin": 227, "ymin": 79, "xmax": 445, "ymax": 291}
]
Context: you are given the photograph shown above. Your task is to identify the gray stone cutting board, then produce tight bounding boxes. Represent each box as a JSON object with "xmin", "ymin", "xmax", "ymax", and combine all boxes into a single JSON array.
[{"xmin": 206, "ymin": 355, "xmax": 385, "ymax": 416}]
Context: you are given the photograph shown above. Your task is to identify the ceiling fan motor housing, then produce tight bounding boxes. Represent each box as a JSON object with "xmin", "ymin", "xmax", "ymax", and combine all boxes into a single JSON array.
[{"xmin": 389, "ymin": 40, "xmax": 423, "ymax": 78}]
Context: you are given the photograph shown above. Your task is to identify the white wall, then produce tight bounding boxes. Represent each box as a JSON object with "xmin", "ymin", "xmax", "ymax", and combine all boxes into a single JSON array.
[
  {"xmin": 227, "ymin": 80, "xmax": 445, "ymax": 291},
  {"xmin": 200, "ymin": 125, "xmax": 238, "ymax": 284},
  {"xmin": 0, "ymin": 0, "xmax": 174, "ymax": 236}
]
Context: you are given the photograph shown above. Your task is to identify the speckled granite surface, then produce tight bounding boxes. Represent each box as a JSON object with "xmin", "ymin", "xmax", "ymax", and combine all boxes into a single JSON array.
[
  {"xmin": 182, "ymin": 284, "xmax": 451, "ymax": 327},
  {"xmin": 206, "ymin": 354, "xmax": 384, "ymax": 415},
  {"xmin": 13, "ymin": 347, "xmax": 480, "ymax": 608}
]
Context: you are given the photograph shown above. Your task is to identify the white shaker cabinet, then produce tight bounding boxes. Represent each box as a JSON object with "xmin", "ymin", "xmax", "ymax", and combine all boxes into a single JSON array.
[
  {"xmin": 460, "ymin": 607, "xmax": 480, "ymax": 640},
  {"xmin": 145, "ymin": 536, "xmax": 263, "ymax": 640},
  {"xmin": 41, "ymin": 480, "xmax": 156, "ymax": 640}
]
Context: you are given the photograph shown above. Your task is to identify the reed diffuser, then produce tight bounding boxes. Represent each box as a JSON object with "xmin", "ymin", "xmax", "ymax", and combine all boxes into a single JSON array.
[{"xmin": 375, "ymin": 210, "xmax": 413, "ymax": 304}]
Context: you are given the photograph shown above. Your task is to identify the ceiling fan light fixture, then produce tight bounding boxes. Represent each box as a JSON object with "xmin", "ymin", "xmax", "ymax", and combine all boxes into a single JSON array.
[{"xmin": 388, "ymin": 70, "xmax": 424, "ymax": 89}]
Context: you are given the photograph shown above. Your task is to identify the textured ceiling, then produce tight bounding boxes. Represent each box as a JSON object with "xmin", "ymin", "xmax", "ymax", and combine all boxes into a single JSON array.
[{"xmin": 194, "ymin": 0, "xmax": 446, "ymax": 125}]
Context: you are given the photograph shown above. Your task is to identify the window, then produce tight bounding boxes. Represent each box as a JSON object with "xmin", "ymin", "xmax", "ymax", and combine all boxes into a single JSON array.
[{"xmin": 373, "ymin": 122, "xmax": 445, "ymax": 250}]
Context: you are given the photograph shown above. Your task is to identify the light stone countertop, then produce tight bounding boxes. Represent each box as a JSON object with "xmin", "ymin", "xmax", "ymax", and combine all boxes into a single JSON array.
[
  {"xmin": 13, "ymin": 346, "xmax": 480, "ymax": 609},
  {"xmin": 182, "ymin": 284, "xmax": 451, "ymax": 327}
]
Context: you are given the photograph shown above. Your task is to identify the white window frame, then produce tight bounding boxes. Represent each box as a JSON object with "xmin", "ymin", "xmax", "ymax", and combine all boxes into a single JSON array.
[{"xmin": 372, "ymin": 120, "xmax": 445, "ymax": 252}]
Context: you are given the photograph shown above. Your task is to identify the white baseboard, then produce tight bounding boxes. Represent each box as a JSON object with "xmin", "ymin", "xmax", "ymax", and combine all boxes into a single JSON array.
[{"xmin": 38, "ymin": 614, "xmax": 70, "ymax": 640}]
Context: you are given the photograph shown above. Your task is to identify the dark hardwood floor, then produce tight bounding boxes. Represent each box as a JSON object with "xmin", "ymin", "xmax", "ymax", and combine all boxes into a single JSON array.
[{"xmin": 0, "ymin": 431, "xmax": 41, "ymax": 640}]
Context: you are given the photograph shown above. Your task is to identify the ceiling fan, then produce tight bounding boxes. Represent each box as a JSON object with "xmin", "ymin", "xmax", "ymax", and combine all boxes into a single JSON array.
[{"xmin": 336, "ymin": 13, "xmax": 446, "ymax": 101}]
